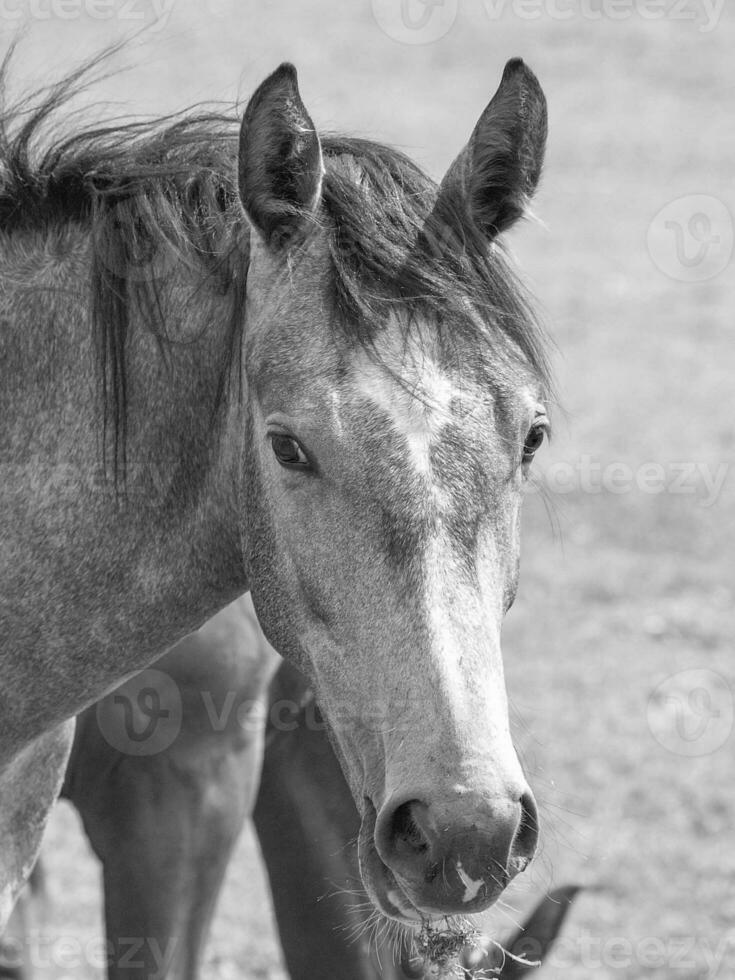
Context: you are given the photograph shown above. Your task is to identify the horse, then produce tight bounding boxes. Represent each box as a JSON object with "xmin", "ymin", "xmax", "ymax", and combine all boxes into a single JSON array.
[
  {"xmin": 1, "ymin": 597, "xmax": 578, "ymax": 980},
  {"xmin": 0, "ymin": 46, "xmax": 553, "ymax": 949}
]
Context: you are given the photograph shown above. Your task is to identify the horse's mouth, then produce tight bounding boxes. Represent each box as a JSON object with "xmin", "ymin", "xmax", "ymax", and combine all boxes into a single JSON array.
[
  {"xmin": 357, "ymin": 797, "xmax": 429, "ymax": 926},
  {"xmin": 357, "ymin": 799, "xmax": 485, "ymax": 979}
]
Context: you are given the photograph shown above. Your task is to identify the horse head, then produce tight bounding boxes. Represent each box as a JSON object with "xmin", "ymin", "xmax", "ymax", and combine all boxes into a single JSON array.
[{"xmin": 238, "ymin": 59, "xmax": 550, "ymax": 925}]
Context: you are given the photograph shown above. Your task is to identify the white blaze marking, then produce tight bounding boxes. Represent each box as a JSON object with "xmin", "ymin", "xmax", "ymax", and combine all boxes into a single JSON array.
[
  {"xmin": 352, "ymin": 342, "xmax": 455, "ymax": 476},
  {"xmin": 456, "ymin": 860, "xmax": 485, "ymax": 903}
]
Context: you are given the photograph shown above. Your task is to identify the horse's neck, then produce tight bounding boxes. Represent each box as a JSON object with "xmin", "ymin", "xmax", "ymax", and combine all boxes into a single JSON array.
[{"xmin": 0, "ymin": 223, "xmax": 248, "ymax": 750}]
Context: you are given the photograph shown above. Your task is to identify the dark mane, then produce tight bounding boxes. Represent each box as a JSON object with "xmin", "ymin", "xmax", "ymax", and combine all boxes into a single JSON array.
[
  {"xmin": 0, "ymin": 49, "xmax": 552, "ymax": 480},
  {"xmin": 318, "ymin": 136, "xmax": 551, "ymax": 390}
]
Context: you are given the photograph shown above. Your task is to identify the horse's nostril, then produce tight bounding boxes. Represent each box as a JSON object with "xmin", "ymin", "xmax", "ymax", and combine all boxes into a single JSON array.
[
  {"xmin": 391, "ymin": 800, "xmax": 429, "ymax": 857},
  {"xmin": 510, "ymin": 790, "xmax": 540, "ymax": 872}
]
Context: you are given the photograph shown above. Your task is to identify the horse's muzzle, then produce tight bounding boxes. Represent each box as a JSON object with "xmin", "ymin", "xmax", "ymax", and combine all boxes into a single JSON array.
[{"xmin": 368, "ymin": 787, "xmax": 539, "ymax": 917}]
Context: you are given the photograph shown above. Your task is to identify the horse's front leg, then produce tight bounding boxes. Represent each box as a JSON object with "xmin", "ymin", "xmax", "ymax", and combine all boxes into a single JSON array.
[
  {"xmin": 0, "ymin": 721, "xmax": 74, "ymax": 935},
  {"xmin": 63, "ymin": 694, "xmax": 267, "ymax": 980}
]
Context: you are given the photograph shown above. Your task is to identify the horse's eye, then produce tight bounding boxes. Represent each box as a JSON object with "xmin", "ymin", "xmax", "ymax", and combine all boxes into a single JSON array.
[
  {"xmin": 270, "ymin": 433, "xmax": 310, "ymax": 469},
  {"xmin": 522, "ymin": 423, "xmax": 547, "ymax": 463}
]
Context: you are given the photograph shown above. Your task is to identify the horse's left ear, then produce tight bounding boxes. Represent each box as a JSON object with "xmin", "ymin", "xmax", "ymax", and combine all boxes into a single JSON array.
[
  {"xmin": 238, "ymin": 63, "xmax": 324, "ymax": 249},
  {"xmin": 438, "ymin": 59, "xmax": 547, "ymax": 240}
]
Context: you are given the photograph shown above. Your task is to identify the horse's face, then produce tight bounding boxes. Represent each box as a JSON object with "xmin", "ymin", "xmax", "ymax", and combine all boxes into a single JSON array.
[{"xmin": 239, "ymin": 61, "xmax": 549, "ymax": 923}]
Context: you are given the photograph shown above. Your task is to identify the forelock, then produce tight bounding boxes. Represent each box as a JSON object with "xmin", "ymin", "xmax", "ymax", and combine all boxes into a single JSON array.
[{"xmin": 318, "ymin": 135, "xmax": 553, "ymax": 400}]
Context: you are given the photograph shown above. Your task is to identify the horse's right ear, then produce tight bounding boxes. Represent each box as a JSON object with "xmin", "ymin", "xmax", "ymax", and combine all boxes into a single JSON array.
[
  {"xmin": 238, "ymin": 63, "xmax": 324, "ymax": 249},
  {"xmin": 437, "ymin": 59, "xmax": 547, "ymax": 241}
]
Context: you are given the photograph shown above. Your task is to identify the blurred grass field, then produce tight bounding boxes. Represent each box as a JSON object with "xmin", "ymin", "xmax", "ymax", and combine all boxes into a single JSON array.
[{"xmin": 7, "ymin": 2, "xmax": 734, "ymax": 977}]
